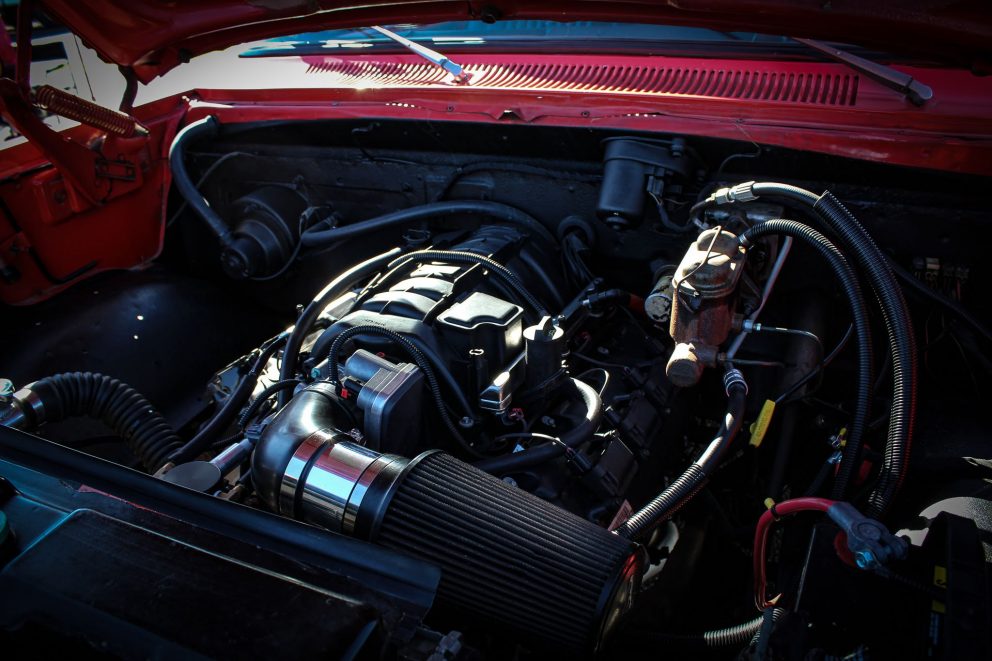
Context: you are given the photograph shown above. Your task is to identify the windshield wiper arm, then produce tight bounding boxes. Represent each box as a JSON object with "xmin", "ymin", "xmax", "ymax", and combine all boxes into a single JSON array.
[
  {"xmin": 369, "ymin": 25, "xmax": 472, "ymax": 84},
  {"xmin": 792, "ymin": 37, "xmax": 933, "ymax": 106}
]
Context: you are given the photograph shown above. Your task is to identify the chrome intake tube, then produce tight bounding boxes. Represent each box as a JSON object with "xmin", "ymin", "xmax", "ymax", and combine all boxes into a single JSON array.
[
  {"xmin": 251, "ymin": 381, "xmax": 410, "ymax": 533},
  {"xmin": 251, "ymin": 382, "xmax": 645, "ymax": 651}
]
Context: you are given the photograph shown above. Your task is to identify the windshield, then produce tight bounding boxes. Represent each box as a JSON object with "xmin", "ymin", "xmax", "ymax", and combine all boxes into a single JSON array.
[{"xmin": 240, "ymin": 20, "xmax": 914, "ymax": 63}]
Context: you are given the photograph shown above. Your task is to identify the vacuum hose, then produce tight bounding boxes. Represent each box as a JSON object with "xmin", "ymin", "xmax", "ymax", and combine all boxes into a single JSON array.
[
  {"xmin": 739, "ymin": 219, "xmax": 873, "ymax": 503},
  {"xmin": 615, "ymin": 369, "xmax": 748, "ymax": 541},
  {"xmin": 168, "ymin": 116, "xmax": 230, "ymax": 243},
  {"xmin": 473, "ymin": 378, "xmax": 602, "ymax": 474},
  {"xmin": 1, "ymin": 372, "xmax": 181, "ymax": 472}
]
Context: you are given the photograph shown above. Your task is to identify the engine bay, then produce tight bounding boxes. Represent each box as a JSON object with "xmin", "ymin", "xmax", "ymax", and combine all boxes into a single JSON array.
[{"xmin": 2, "ymin": 118, "xmax": 990, "ymax": 659}]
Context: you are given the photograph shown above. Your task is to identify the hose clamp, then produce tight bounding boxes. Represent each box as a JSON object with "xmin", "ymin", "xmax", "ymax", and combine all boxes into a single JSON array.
[{"xmin": 723, "ymin": 368, "xmax": 748, "ymax": 396}]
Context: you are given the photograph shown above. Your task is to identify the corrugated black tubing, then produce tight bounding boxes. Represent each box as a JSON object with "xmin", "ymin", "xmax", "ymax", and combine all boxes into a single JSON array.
[
  {"xmin": 370, "ymin": 451, "xmax": 641, "ymax": 650},
  {"xmin": 22, "ymin": 372, "xmax": 180, "ymax": 472},
  {"xmin": 813, "ymin": 193, "xmax": 916, "ymax": 515},
  {"xmin": 647, "ymin": 607, "xmax": 784, "ymax": 649},
  {"xmin": 740, "ymin": 219, "xmax": 873, "ymax": 504},
  {"xmin": 751, "ymin": 183, "xmax": 916, "ymax": 516},
  {"xmin": 615, "ymin": 371, "xmax": 748, "ymax": 541}
]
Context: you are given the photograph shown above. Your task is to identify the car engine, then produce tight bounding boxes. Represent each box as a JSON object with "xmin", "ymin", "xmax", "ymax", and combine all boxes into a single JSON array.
[{"xmin": 1, "ymin": 117, "xmax": 990, "ymax": 659}]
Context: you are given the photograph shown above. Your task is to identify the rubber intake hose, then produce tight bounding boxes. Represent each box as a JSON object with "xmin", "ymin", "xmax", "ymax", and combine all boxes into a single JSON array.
[
  {"xmin": 739, "ymin": 219, "xmax": 873, "ymax": 501},
  {"xmin": 474, "ymin": 378, "xmax": 601, "ymax": 474},
  {"xmin": 615, "ymin": 370, "xmax": 748, "ymax": 541},
  {"xmin": 168, "ymin": 116, "xmax": 231, "ymax": 242},
  {"xmin": 3, "ymin": 372, "xmax": 181, "ymax": 472},
  {"xmin": 251, "ymin": 387, "xmax": 644, "ymax": 652},
  {"xmin": 278, "ymin": 247, "xmax": 403, "ymax": 406},
  {"xmin": 299, "ymin": 200, "xmax": 555, "ymax": 248}
]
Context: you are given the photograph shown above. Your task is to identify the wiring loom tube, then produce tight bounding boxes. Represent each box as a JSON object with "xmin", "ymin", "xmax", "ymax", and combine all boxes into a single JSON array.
[
  {"xmin": 705, "ymin": 182, "xmax": 916, "ymax": 516},
  {"xmin": 748, "ymin": 184, "xmax": 915, "ymax": 512},
  {"xmin": 739, "ymin": 219, "xmax": 873, "ymax": 502},
  {"xmin": 614, "ymin": 370, "xmax": 748, "ymax": 541},
  {"xmin": 647, "ymin": 608, "xmax": 785, "ymax": 649}
]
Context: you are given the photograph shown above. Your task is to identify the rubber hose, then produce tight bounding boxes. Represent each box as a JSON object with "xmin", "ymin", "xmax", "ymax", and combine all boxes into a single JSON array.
[
  {"xmin": 519, "ymin": 248, "xmax": 566, "ymax": 310},
  {"xmin": 392, "ymin": 249, "xmax": 549, "ymax": 318},
  {"xmin": 300, "ymin": 200, "xmax": 555, "ymax": 248},
  {"xmin": 278, "ymin": 247, "xmax": 403, "ymax": 406},
  {"xmin": 473, "ymin": 378, "xmax": 602, "ymax": 474},
  {"xmin": 323, "ymin": 323, "xmax": 475, "ymax": 421},
  {"xmin": 20, "ymin": 372, "xmax": 181, "ymax": 472},
  {"xmin": 168, "ymin": 116, "xmax": 231, "ymax": 242},
  {"xmin": 237, "ymin": 378, "xmax": 301, "ymax": 429},
  {"xmin": 740, "ymin": 220, "xmax": 873, "ymax": 502},
  {"xmin": 169, "ymin": 333, "xmax": 288, "ymax": 464},
  {"xmin": 747, "ymin": 184, "xmax": 916, "ymax": 515},
  {"xmin": 615, "ymin": 371, "xmax": 748, "ymax": 541},
  {"xmin": 326, "ymin": 324, "xmax": 480, "ymax": 457},
  {"xmin": 812, "ymin": 193, "xmax": 916, "ymax": 516}
]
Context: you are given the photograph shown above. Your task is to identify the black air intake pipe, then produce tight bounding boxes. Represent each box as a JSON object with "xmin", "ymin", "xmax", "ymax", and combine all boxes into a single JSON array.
[
  {"xmin": 1, "ymin": 372, "xmax": 181, "ymax": 472},
  {"xmin": 252, "ymin": 383, "xmax": 644, "ymax": 651}
]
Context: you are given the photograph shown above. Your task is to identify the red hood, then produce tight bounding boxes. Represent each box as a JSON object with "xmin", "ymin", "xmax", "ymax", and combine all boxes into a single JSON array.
[{"xmin": 40, "ymin": 0, "xmax": 992, "ymax": 82}]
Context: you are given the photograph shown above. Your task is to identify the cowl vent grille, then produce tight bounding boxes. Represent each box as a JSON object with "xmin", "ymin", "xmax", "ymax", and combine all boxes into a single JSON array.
[{"xmin": 303, "ymin": 57, "xmax": 859, "ymax": 106}]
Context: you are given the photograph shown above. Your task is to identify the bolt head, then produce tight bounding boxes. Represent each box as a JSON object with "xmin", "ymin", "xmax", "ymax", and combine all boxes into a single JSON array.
[
  {"xmin": 459, "ymin": 416, "xmax": 474, "ymax": 429},
  {"xmin": 854, "ymin": 550, "xmax": 877, "ymax": 569}
]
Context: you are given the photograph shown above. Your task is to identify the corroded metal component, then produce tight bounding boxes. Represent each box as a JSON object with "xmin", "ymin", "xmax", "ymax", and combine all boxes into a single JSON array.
[{"xmin": 667, "ymin": 228, "xmax": 746, "ymax": 387}]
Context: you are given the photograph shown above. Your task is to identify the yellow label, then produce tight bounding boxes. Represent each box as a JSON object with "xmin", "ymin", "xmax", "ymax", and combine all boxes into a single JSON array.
[
  {"xmin": 749, "ymin": 399, "xmax": 777, "ymax": 448},
  {"xmin": 933, "ymin": 565, "xmax": 947, "ymax": 588},
  {"xmin": 764, "ymin": 498, "xmax": 776, "ymax": 510},
  {"xmin": 932, "ymin": 565, "xmax": 947, "ymax": 613}
]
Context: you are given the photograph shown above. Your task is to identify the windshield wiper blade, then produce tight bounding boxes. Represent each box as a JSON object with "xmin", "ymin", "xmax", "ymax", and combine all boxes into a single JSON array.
[
  {"xmin": 792, "ymin": 38, "xmax": 932, "ymax": 106},
  {"xmin": 369, "ymin": 25, "xmax": 472, "ymax": 84}
]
